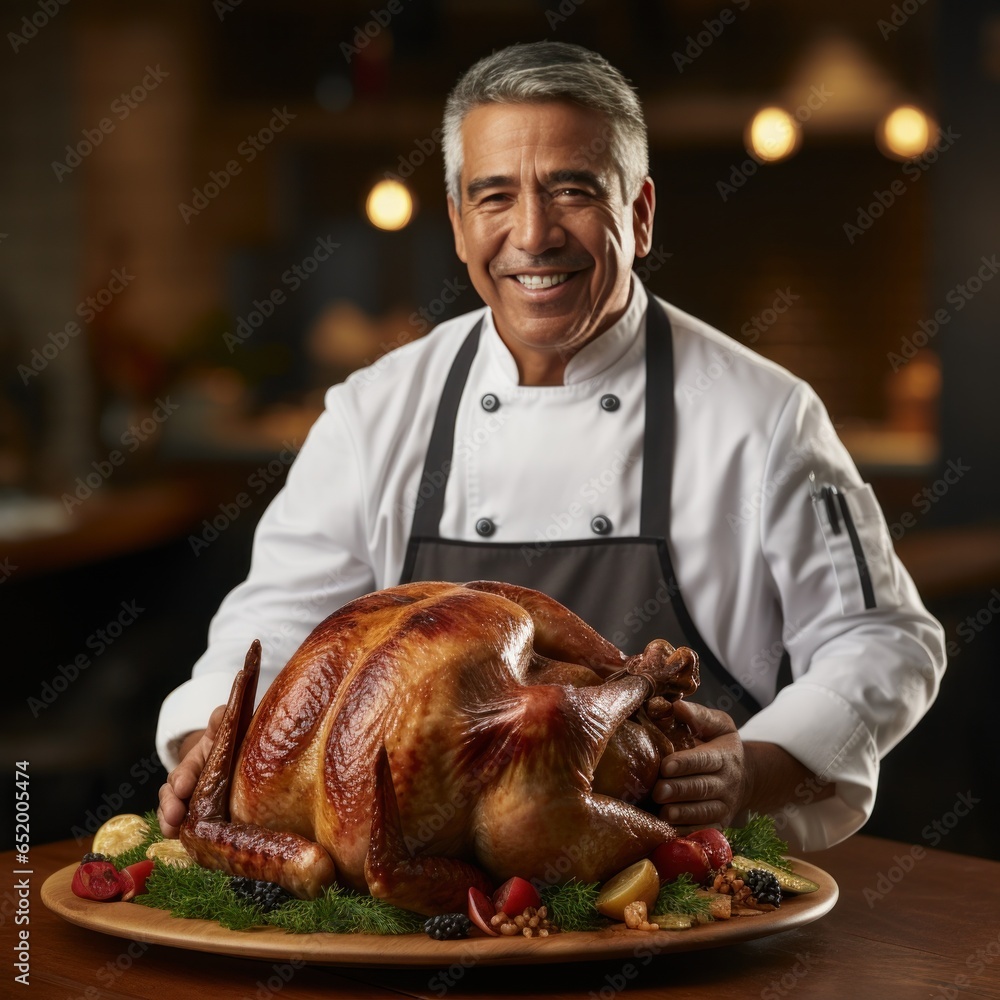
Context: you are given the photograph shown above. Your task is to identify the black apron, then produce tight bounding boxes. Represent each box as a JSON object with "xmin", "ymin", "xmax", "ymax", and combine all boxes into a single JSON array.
[{"xmin": 399, "ymin": 295, "xmax": 761, "ymax": 726}]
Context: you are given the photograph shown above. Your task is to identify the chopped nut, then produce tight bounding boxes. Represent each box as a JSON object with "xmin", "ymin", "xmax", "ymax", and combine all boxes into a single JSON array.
[
  {"xmin": 623, "ymin": 900, "xmax": 647, "ymax": 929},
  {"xmin": 492, "ymin": 905, "xmax": 561, "ymax": 938}
]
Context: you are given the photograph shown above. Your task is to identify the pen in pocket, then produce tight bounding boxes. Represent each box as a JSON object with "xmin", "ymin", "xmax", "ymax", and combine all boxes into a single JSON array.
[{"xmin": 808, "ymin": 472, "xmax": 841, "ymax": 534}]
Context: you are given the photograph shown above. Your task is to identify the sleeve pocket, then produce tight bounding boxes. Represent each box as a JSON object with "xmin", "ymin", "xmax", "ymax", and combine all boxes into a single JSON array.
[{"xmin": 813, "ymin": 483, "xmax": 901, "ymax": 615}]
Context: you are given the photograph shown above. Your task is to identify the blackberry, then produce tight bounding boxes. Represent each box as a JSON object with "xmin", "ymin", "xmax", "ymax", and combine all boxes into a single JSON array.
[
  {"xmin": 82, "ymin": 852, "xmax": 107, "ymax": 864},
  {"xmin": 423, "ymin": 913, "xmax": 473, "ymax": 940},
  {"xmin": 229, "ymin": 876, "xmax": 295, "ymax": 913},
  {"xmin": 744, "ymin": 868, "xmax": 782, "ymax": 907}
]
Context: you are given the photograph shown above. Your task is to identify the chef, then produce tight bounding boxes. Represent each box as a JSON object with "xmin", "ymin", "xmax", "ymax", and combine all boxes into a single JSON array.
[{"xmin": 157, "ymin": 41, "xmax": 946, "ymax": 851}]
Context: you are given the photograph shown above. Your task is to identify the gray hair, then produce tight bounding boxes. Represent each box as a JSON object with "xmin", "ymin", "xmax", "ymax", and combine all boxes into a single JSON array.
[{"xmin": 442, "ymin": 42, "xmax": 648, "ymax": 208}]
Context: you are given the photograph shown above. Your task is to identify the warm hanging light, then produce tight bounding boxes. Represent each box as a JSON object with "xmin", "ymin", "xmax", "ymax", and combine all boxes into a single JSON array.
[
  {"xmin": 746, "ymin": 107, "xmax": 801, "ymax": 162},
  {"xmin": 365, "ymin": 179, "xmax": 413, "ymax": 230},
  {"xmin": 878, "ymin": 105, "xmax": 936, "ymax": 159}
]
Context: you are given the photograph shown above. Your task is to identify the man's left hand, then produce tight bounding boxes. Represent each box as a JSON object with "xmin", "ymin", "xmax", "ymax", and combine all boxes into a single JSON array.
[{"xmin": 651, "ymin": 700, "xmax": 750, "ymax": 828}]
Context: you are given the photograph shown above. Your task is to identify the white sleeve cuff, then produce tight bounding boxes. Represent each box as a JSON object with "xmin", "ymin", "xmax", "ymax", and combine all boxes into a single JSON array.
[
  {"xmin": 739, "ymin": 680, "xmax": 878, "ymax": 851},
  {"xmin": 155, "ymin": 670, "xmax": 241, "ymax": 769}
]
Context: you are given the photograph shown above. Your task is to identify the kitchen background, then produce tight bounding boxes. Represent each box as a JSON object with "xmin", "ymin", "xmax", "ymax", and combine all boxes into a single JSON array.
[{"xmin": 1, "ymin": 0, "xmax": 997, "ymax": 858}]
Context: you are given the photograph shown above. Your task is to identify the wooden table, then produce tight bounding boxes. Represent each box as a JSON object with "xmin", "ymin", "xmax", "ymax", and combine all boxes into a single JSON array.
[{"xmin": 6, "ymin": 836, "xmax": 998, "ymax": 999}]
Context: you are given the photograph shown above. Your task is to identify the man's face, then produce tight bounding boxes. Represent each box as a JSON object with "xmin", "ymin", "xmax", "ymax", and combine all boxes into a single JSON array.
[{"xmin": 448, "ymin": 101, "xmax": 655, "ymax": 385}]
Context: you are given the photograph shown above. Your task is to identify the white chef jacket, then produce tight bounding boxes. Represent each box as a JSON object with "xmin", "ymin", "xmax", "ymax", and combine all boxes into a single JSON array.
[{"xmin": 156, "ymin": 278, "xmax": 947, "ymax": 851}]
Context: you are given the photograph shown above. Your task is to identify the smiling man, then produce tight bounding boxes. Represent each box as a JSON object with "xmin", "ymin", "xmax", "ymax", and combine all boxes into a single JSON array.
[
  {"xmin": 447, "ymin": 99, "xmax": 654, "ymax": 385},
  {"xmin": 157, "ymin": 42, "xmax": 946, "ymax": 854}
]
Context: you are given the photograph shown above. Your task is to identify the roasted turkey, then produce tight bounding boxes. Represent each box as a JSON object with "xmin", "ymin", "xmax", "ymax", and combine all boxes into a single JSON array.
[{"xmin": 180, "ymin": 581, "xmax": 700, "ymax": 915}]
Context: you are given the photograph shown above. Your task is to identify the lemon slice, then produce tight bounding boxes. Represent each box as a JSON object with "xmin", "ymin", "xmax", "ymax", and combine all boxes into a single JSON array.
[
  {"xmin": 146, "ymin": 839, "xmax": 194, "ymax": 868},
  {"xmin": 91, "ymin": 813, "xmax": 150, "ymax": 856},
  {"xmin": 595, "ymin": 859, "xmax": 661, "ymax": 921}
]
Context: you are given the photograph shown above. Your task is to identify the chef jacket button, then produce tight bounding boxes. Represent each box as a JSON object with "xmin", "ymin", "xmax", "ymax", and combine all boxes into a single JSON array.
[
  {"xmin": 590, "ymin": 514, "xmax": 613, "ymax": 535},
  {"xmin": 600, "ymin": 394, "xmax": 620, "ymax": 412},
  {"xmin": 475, "ymin": 518, "xmax": 496, "ymax": 537},
  {"xmin": 481, "ymin": 393, "xmax": 500, "ymax": 412}
]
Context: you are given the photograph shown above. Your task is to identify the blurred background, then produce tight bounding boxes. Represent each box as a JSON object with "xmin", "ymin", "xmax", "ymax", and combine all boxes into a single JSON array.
[{"xmin": 1, "ymin": 0, "xmax": 997, "ymax": 857}]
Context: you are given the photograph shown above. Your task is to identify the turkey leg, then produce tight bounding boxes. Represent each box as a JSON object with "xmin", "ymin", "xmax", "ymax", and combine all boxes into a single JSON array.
[
  {"xmin": 180, "ymin": 641, "xmax": 338, "ymax": 898},
  {"xmin": 364, "ymin": 746, "xmax": 494, "ymax": 916}
]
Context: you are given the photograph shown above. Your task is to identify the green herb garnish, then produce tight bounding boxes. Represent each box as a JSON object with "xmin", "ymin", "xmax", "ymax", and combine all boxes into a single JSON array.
[
  {"xmin": 652, "ymin": 872, "xmax": 712, "ymax": 920},
  {"xmin": 539, "ymin": 880, "xmax": 607, "ymax": 931},
  {"xmin": 265, "ymin": 888, "xmax": 421, "ymax": 935},
  {"xmin": 724, "ymin": 813, "xmax": 792, "ymax": 872},
  {"xmin": 136, "ymin": 860, "xmax": 421, "ymax": 934},
  {"xmin": 137, "ymin": 860, "xmax": 262, "ymax": 930}
]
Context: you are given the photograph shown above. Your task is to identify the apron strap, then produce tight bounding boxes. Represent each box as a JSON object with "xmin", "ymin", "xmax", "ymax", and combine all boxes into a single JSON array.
[
  {"xmin": 408, "ymin": 317, "xmax": 484, "ymax": 540},
  {"xmin": 640, "ymin": 295, "xmax": 674, "ymax": 539}
]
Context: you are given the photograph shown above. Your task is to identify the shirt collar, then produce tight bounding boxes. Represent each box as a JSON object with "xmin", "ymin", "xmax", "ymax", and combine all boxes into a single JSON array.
[{"xmin": 482, "ymin": 276, "xmax": 648, "ymax": 386}]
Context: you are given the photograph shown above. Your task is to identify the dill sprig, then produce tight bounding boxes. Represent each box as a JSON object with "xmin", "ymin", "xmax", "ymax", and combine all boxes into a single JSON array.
[
  {"xmin": 539, "ymin": 880, "xmax": 607, "ymax": 931},
  {"xmin": 724, "ymin": 813, "xmax": 792, "ymax": 872},
  {"xmin": 134, "ymin": 857, "xmax": 421, "ymax": 934},
  {"xmin": 264, "ymin": 887, "xmax": 422, "ymax": 935},
  {"xmin": 136, "ymin": 860, "xmax": 261, "ymax": 930},
  {"xmin": 652, "ymin": 873, "xmax": 711, "ymax": 919}
]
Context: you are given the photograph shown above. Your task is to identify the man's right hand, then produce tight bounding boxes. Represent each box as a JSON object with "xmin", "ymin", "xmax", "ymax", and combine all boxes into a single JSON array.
[{"xmin": 157, "ymin": 704, "xmax": 226, "ymax": 839}]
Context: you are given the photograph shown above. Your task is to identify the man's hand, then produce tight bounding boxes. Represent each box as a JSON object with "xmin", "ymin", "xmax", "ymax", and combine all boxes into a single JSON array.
[
  {"xmin": 652, "ymin": 700, "xmax": 750, "ymax": 829},
  {"xmin": 652, "ymin": 700, "xmax": 835, "ymax": 831},
  {"xmin": 156, "ymin": 704, "xmax": 226, "ymax": 839}
]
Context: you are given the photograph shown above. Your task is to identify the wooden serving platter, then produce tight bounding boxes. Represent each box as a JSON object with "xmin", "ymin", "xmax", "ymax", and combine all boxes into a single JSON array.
[{"xmin": 42, "ymin": 859, "xmax": 837, "ymax": 968}]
